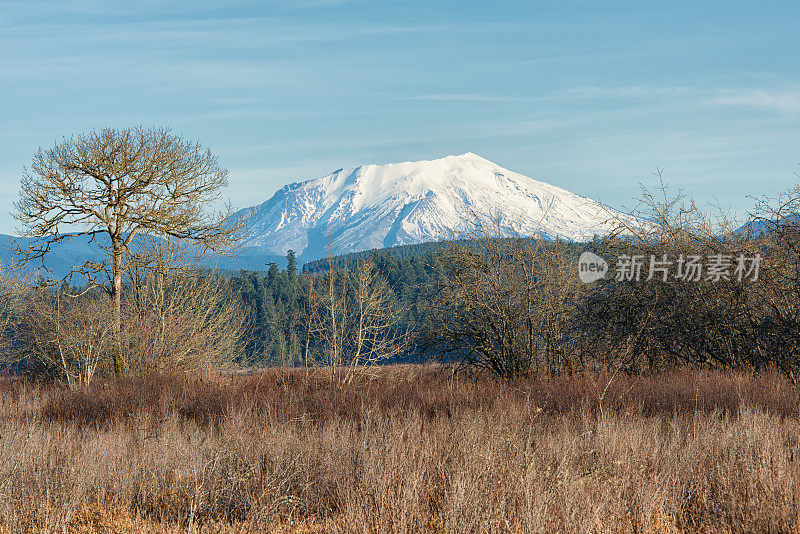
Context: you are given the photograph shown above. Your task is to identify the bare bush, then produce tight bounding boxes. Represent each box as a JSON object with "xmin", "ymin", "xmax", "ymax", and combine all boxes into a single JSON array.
[
  {"xmin": 579, "ymin": 175, "xmax": 793, "ymax": 377},
  {"xmin": 17, "ymin": 289, "xmax": 113, "ymax": 388},
  {"xmin": 737, "ymin": 185, "xmax": 800, "ymax": 380},
  {"xmin": 12, "ymin": 239, "xmax": 246, "ymax": 382},
  {"xmin": 0, "ymin": 266, "xmax": 27, "ymax": 371},
  {"xmin": 423, "ymin": 216, "xmax": 583, "ymax": 378},
  {"xmin": 124, "ymin": 238, "xmax": 246, "ymax": 374}
]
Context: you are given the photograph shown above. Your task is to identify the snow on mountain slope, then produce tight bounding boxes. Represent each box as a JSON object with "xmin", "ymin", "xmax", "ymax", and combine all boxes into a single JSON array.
[{"xmin": 232, "ymin": 153, "xmax": 640, "ymax": 260}]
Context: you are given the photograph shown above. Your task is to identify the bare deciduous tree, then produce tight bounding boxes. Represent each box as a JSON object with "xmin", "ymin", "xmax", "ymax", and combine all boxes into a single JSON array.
[
  {"xmin": 307, "ymin": 258, "xmax": 409, "ymax": 383},
  {"xmin": 13, "ymin": 127, "xmax": 239, "ymax": 375}
]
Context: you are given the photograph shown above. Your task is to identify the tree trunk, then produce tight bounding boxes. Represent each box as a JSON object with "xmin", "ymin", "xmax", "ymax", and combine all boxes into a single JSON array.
[{"xmin": 111, "ymin": 246, "xmax": 124, "ymax": 376}]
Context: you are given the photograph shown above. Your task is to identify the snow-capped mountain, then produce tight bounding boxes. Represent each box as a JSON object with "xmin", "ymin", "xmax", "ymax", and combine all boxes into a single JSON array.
[{"xmin": 231, "ymin": 153, "xmax": 640, "ymax": 261}]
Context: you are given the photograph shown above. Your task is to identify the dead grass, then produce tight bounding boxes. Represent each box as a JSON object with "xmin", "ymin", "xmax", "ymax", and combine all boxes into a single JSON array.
[{"xmin": 0, "ymin": 367, "xmax": 798, "ymax": 533}]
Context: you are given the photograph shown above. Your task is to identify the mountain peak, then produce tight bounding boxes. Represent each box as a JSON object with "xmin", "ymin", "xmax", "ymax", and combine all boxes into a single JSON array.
[
  {"xmin": 454, "ymin": 151, "xmax": 487, "ymax": 161},
  {"xmin": 374, "ymin": 152, "xmax": 493, "ymax": 171},
  {"xmin": 232, "ymin": 155, "xmax": 640, "ymax": 261}
]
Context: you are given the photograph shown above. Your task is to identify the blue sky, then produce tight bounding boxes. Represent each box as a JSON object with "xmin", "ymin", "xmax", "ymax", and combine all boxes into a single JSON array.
[{"xmin": 1, "ymin": 0, "xmax": 798, "ymax": 234}]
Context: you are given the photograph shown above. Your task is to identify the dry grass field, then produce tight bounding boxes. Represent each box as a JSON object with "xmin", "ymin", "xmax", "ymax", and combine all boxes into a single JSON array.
[{"xmin": 0, "ymin": 366, "xmax": 798, "ymax": 533}]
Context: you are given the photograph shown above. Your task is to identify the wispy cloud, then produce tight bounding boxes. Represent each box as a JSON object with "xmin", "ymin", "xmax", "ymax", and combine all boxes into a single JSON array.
[
  {"xmin": 274, "ymin": 0, "xmax": 357, "ymax": 7},
  {"xmin": 708, "ymin": 89, "xmax": 800, "ymax": 115},
  {"xmin": 566, "ymin": 85, "xmax": 689, "ymax": 99},
  {"xmin": 399, "ymin": 93, "xmax": 527, "ymax": 103},
  {"xmin": 1, "ymin": 17, "xmax": 444, "ymax": 48}
]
